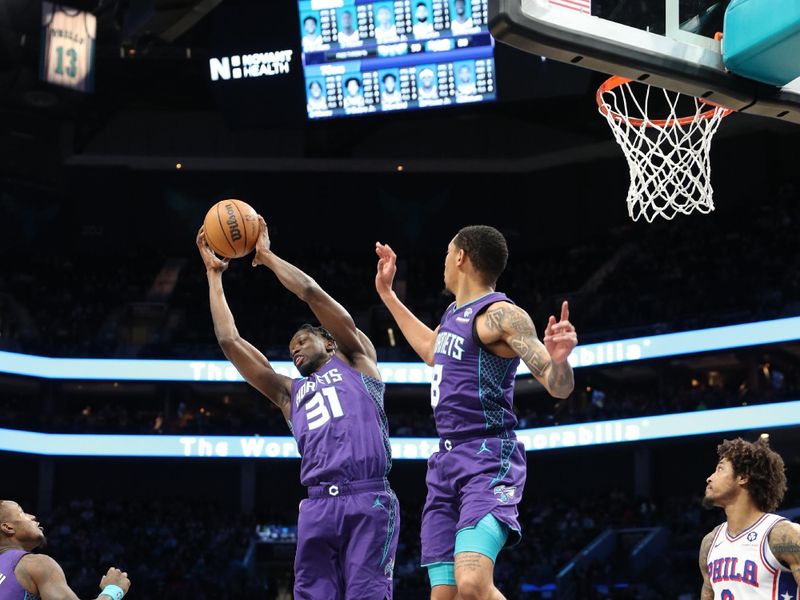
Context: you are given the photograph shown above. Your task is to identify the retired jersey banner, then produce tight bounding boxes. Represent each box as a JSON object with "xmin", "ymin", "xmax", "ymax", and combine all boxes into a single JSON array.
[{"xmin": 40, "ymin": 2, "xmax": 97, "ymax": 92}]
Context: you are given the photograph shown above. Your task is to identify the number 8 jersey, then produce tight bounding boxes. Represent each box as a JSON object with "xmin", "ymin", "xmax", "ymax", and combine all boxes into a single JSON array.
[
  {"xmin": 432, "ymin": 292, "xmax": 520, "ymax": 439},
  {"xmin": 290, "ymin": 355, "xmax": 392, "ymax": 486}
]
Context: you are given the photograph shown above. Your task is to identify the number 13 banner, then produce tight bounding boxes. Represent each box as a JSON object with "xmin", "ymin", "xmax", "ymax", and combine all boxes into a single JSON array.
[{"xmin": 40, "ymin": 2, "xmax": 96, "ymax": 92}]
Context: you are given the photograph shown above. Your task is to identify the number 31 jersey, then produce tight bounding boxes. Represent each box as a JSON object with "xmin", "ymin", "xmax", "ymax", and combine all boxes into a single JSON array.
[{"xmin": 290, "ymin": 355, "xmax": 391, "ymax": 486}]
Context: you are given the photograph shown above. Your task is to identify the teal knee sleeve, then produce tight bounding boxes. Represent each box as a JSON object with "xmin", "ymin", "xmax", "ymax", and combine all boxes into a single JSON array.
[
  {"xmin": 426, "ymin": 562, "xmax": 456, "ymax": 587},
  {"xmin": 454, "ymin": 514, "xmax": 509, "ymax": 563}
]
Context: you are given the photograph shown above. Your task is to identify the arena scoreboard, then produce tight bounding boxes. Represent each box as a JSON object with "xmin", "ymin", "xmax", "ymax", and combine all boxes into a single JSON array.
[{"xmin": 298, "ymin": 0, "xmax": 497, "ymax": 118}]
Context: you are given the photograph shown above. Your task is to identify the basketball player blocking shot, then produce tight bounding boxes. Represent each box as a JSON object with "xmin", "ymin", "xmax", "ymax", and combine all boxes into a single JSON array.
[{"xmin": 375, "ymin": 225, "xmax": 578, "ymax": 600}]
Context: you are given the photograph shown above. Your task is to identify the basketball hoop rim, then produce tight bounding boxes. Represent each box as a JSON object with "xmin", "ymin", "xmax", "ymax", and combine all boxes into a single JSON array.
[{"xmin": 596, "ymin": 75, "xmax": 734, "ymax": 127}]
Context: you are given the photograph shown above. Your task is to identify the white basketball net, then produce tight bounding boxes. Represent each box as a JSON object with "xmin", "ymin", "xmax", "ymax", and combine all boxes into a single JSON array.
[{"xmin": 597, "ymin": 78, "xmax": 732, "ymax": 222}]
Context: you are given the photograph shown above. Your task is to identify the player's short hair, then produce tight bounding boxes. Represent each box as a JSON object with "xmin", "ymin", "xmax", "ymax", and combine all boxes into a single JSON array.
[
  {"xmin": 383, "ymin": 73, "xmax": 396, "ymax": 83},
  {"xmin": 417, "ymin": 1, "xmax": 427, "ymax": 7},
  {"xmin": 453, "ymin": 225, "xmax": 509, "ymax": 285},
  {"xmin": 304, "ymin": 15, "xmax": 318, "ymax": 25},
  {"xmin": 309, "ymin": 80, "xmax": 322, "ymax": 90},
  {"xmin": 718, "ymin": 437, "xmax": 787, "ymax": 513},
  {"xmin": 295, "ymin": 324, "xmax": 337, "ymax": 351},
  {"xmin": 345, "ymin": 77, "xmax": 361, "ymax": 88}
]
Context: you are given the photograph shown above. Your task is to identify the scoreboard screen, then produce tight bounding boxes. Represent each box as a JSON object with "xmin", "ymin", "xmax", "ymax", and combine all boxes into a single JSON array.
[{"xmin": 298, "ymin": 0, "xmax": 496, "ymax": 119}]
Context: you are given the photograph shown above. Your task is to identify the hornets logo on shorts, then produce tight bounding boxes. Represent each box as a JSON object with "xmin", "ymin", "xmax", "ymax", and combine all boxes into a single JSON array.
[
  {"xmin": 493, "ymin": 485, "xmax": 516, "ymax": 503},
  {"xmin": 384, "ymin": 557, "xmax": 394, "ymax": 578}
]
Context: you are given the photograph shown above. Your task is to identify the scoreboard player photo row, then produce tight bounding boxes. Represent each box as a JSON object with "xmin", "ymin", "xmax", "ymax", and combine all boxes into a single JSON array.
[{"xmin": 298, "ymin": 0, "xmax": 497, "ymax": 118}]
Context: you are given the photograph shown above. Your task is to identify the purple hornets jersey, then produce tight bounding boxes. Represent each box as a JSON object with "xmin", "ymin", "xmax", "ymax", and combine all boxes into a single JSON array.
[
  {"xmin": 0, "ymin": 549, "xmax": 37, "ymax": 600},
  {"xmin": 290, "ymin": 355, "xmax": 391, "ymax": 486},
  {"xmin": 432, "ymin": 292, "xmax": 520, "ymax": 439}
]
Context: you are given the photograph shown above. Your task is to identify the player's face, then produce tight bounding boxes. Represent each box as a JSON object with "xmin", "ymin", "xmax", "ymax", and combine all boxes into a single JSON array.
[
  {"xmin": 421, "ymin": 71, "xmax": 434, "ymax": 88},
  {"xmin": 305, "ymin": 19, "xmax": 317, "ymax": 35},
  {"xmin": 443, "ymin": 239, "xmax": 459, "ymax": 292},
  {"xmin": 347, "ymin": 80, "xmax": 361, "ymax": 96},
  {"xmin": 416, "ymin": 4, "xmax": 429, "ymax": 21},
  {"xmin": 342, "ymin": 11, "xmax": 353, "ymax": 30},
  {"xmin": 704, "ymin": 459, "xmax": 740, "ymax": 508},
  {"xmin": 0, "ymin": 502, "xmax": 46, "ymax": 550},
  {"xmin": 455, "ymin": 0, "xmax": 466, "ymax": 16},
  {"xmin": 385, "ymin": 76, "xmax": 396, "ymax": 92},
  {"xmin": 289, "ymin": 332, "xmax": 331, "ymax": 377},
  {"xmin": 310, "ymin": 82, "xmax": 322, "ymax": 98},
  {"xmin": 377, "ymin": 7, "xmax": 391, "ymax": 26},
  {"xmin": 459, "ymin": 66, "xmax": 471, "ymax": 82}
]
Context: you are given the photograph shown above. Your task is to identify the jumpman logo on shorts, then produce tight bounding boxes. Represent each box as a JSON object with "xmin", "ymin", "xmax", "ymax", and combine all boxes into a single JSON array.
[
  {"xmin": 477, "ymin": 440, "xmax": 491, "ymax": 455},
  {"xmin": 372, "ymin": 496, "xmax": 387, "ymax": 512}
]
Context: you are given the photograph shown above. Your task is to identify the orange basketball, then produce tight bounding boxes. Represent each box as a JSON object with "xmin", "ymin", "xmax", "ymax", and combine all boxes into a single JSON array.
[{"xmin": 203, "ymin": 199, "xmax": 259, "ymax": 259}]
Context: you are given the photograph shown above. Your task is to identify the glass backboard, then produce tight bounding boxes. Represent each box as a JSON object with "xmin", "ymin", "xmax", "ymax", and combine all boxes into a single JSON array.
[{"xmin": 489, "ymin": 0, "xmax": 800, "ymax": 124}]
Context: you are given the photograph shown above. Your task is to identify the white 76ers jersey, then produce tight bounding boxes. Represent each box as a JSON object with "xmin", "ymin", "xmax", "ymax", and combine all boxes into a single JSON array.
[{"xmin": 707, "ymin": 513, "xmax": 799, "ymax": 600}]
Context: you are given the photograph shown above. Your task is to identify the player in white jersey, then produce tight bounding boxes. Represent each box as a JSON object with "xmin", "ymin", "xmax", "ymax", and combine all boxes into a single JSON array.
[{"xmin": 699, "ymin": 437, "xmax": 800, "ymax": 600}]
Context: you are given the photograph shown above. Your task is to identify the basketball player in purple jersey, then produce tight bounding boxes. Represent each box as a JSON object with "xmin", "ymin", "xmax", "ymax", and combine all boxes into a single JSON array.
[
  {"xmin": 375, "ymin": 225, "xmax": 577, "ymax": 600},
  {"xmin": 699, "ymin": 437, "xmax": 800, "ymax": 600},
  {"xmin": 198, "ymin": 217, "xmax": 399, "ymax": 600},
  {"xmin": 0, "ymin": 500, "xmax": 130, "ymax": 600}
]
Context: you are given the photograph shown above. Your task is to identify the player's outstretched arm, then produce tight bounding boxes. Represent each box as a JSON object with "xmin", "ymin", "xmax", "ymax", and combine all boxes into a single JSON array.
[
  {"xmin": 769, "ymin": 520, "xmax": 800, "ymax": 584},
  {"xmin": 374, "ymin": 242, "xmax": 438, "ymax": 366},
  {"xmin": 478, "ymin": 300, "xmax": 576, "ymax": 399},
  {"xmin": 698, "ymin": 528, "xmax": 717, "ymax": 600},
  {"xmin": 197, "ymin": 227, "xmax": 292, "ymax": 416},
  {"xmin": 21, "ymin": 555, "xmax": 129, "ymax": 600},
  {"xmin": 250, "ymin": 217, "xmax": 375, "ymax": 369}
]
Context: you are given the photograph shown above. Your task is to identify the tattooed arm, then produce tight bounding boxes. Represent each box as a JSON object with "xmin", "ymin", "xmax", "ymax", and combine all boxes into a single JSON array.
[
  {"xmin": 769, "ymin": 520, "xmax": 800, "ymax": 584},
  {"xmin": 476, "ymin": 300, "xmax": 576, "ymax": 399},
  {"xmin": 699, "ymin": 527, "xmax": 718, "ymax": 600}
]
